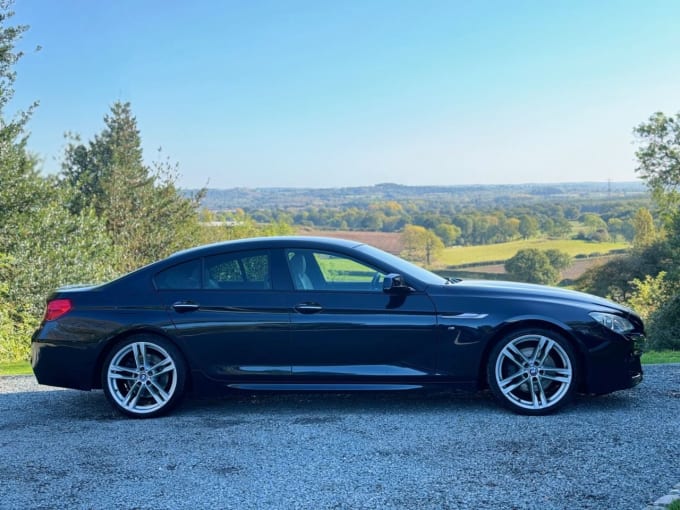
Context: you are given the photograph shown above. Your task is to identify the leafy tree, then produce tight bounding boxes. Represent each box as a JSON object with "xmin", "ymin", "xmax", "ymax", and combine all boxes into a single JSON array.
[
  {"xmin": 505, "ymin": 249, "xmax": 559, "ymax": 285},
  {"xmin": 632, "ymin": 207, "xmax": 656, "ymax": 248},
  {"xmin": 401, "ymin": 225, "xmax": 444, "ymax": 266},
  {"xmin": 61, "ymin": 102, "xmax": 204, "ymax": 272},
  {"xmin": 646, "ymin": 295, "xmax": 680, "ymax": 350},
  {"xmin": 581, "ymin": 213, "xmax": 607, "ymax": 233},
  {"xmin": 634, "ymin": 111, "xmax": 680, "ymax": 222},
  {"xmin": 434, "ymin": 223, "xmax": 461, "ymax": 247},
  {"xmin": 518, "ymin": 215, "xmax": 539, "ymax": 240},
  {"xmin": 0, "ymin": 3, "xmax": 115, "ymax": 360},
  {"xmin": 631, "ymin": 111, "xmax": 680, "ymax": 348},
  {"xmin": 575, "ymin": 241, "xmax": 671, "ymax": 301},
  {"xmin": 624, "ymin": 272, "xmax": 676, "ymax": 323},
  {"xmin": 545, "ymin": 249, "xmax": 572, "ymax": 272}
]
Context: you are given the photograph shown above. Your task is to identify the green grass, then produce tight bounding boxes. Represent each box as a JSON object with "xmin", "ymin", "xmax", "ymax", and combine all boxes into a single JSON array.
[
  {"xmin": 0, "ymin": 350, "xmax": 677, "ymax": 378},
  {"xmin": 0, "ymin": 360, "xmax": 31, "ymax": 376},
  {"xmin": 439, "ymin": 239, "xmax": 629, "ymax": 267},
  {"xmin": 667, "ymin": 499, "xmax": 680, "ymax": 510},
  {"xmin": 641, "ymin": 350, "xmax": 680, "ymax": 364}
]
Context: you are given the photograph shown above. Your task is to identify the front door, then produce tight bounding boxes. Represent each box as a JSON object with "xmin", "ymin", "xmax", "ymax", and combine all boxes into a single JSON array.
[{"xmin": 283, "ymin": 249, "xmax": 439, "ymax": 382}]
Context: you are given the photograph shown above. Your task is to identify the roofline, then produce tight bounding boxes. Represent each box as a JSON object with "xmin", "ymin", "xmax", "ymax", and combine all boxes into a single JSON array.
[{"xmin": 169, "ymin": 235, "xmax": 366, "ymax": 259}]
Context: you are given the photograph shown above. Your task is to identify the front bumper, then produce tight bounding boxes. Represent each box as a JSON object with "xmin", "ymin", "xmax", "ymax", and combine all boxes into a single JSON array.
[{"xmin": 583, "ymin": 331, "xmax": 645, "ymax": 394}]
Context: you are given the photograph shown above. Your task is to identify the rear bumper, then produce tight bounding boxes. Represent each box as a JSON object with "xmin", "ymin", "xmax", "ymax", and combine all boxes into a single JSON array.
[{"xmin": 31, "ymin": 334, "xmax": 97, "ymax": 391}]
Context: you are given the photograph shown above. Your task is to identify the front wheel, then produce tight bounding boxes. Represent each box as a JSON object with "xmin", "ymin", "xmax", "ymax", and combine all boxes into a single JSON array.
[
  {"xmin": 102, "ymin": 335, "xmax": 186, "ymax": 418},
  {"xmin": 487, "ymin": 329, "xmax": 577, "ymax": 415}
]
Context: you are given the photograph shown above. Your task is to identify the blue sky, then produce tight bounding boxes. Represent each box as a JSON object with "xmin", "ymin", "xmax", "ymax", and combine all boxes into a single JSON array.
[{"xmin": 11, "ymin": 0, "xmax": 680, "ymax": 189}]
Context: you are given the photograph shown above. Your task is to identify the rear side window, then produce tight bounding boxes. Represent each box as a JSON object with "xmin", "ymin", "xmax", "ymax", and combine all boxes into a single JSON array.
[
  {"xmin": 155, "ymin": 260, "xmax": 201, "ymax": 290},
  {"xmin": 204, "ymin": 251, "xmax": 270, "ymax": 290}
]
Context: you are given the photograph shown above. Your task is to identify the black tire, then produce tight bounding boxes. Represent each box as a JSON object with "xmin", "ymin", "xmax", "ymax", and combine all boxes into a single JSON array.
[
  {"xmin": 487, "ymin": 328, "xmax": 578, "ymax": 415},
  {"xmin": 101, "ymin": 334, "xmax": 186, "ymax": 418}
]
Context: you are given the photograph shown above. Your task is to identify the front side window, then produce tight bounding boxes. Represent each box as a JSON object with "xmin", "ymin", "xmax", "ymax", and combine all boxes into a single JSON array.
[{"xmin": 286, "ymin": 249, "xmax": 385, "ymax": 291}]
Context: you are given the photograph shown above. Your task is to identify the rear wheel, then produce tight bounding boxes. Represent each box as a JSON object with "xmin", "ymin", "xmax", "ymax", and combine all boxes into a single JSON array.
[
  {"xmin": 487, "ymin": 329, "xmax": 577, "ymax": 415},
  {"xmin": 102, "ymin": 335, "xmax": 186, "ymax": 418}
]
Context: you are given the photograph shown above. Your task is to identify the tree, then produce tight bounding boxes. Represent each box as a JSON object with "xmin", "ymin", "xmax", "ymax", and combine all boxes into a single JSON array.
[
  {"xmin": 400, "ymin": 225, "xmax": 444, "ymax": 266},
  {"xmin": 518, "ymin": 215, "xmax": 539, "ymax": 239},
  {"xmin": 634, "ymin": 111, "xmax": 680, "ymax": 223},
  {"xmin": 434, "ymin": 223, "xmax": 461, "ymax": 247},
  {"xmin": 575, "ymin": 240, "xmax": 671, "ymax": 301},
  {"xmin": 505, "ymin": 249, "xmax": 559, "ymax": 285},
  {"xmin": 545, "ymin": 249, "xmax": 572, "ymax": 272},
  {"xmin": 61, "ymin": 102, "xmax": 204, "ymax": 272},
  {"xmin": 0, "ymin": 4, "xmax": 114, "ymax": 361},
  {"xmin": 632, "ymin": 207, "xmax": 656, "ymax": 248}
]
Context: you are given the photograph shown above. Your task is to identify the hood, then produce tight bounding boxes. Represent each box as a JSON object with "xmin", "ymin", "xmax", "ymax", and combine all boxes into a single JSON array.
[{"xmin": 435, "ymin": 279, "xmax": 632, "ymax": 314}]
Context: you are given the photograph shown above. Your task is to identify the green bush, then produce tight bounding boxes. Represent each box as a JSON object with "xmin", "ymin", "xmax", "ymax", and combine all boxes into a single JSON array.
[
  {"xmin": 0, "ymin": 300, "xmax": 37, "ymax": 363},
  {"xmin": 646, "ymin": 293, "xmax": 680, "ymax": 350}
]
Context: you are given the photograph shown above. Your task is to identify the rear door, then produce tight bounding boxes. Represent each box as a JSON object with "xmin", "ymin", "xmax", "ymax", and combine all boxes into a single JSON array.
[{"xmin": 155, "ymin": 249, "xmax": 291, "ymax": 380}]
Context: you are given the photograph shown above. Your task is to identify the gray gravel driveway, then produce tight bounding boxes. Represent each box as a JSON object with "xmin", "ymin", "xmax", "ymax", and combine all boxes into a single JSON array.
[{"xmin": 1, "ymin": 364, "xmax": 678, "ymax": 509}]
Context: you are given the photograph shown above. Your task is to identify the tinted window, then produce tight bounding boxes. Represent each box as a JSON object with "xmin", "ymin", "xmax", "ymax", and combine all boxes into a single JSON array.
[
  {"xmin": 205, "ymin": 251, "xmax": 270, "ymax": 290},
  {"xmin": 155, "ymin": 259, "xmax": 201, "ymax": 290}
]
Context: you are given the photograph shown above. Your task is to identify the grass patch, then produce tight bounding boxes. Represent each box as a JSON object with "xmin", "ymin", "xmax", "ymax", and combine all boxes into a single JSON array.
[
  {"xmin": 667, "ymin": 499, "xmax": 680, "ymax": 510},
  {"xmin": 641, "ymin": 350, "xmax": 680, "ymax": 364},
  {"xmin": 439, "ymin": 239, "xmax": 629, "ymax": 267},
  {"xmin": 0, "ymin": 360, "xmax": 31, "ymax": 376}
]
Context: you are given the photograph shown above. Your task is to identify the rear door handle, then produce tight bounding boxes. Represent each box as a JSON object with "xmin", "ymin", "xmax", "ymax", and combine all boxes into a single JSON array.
[
  {"xmin": 172, "ymin": 301, "xmax": 200, "ymax": 312},
  {"xmin": 294, "ymin": 303, "xmax": 323, "ymax": 314}
]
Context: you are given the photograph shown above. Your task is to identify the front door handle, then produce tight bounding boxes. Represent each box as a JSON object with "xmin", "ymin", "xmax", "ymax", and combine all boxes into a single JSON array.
[
  {"xmin": 294, "ymin": 303, "xmax": 323, "ymax": 314},
  {"xmin": 172, "ymin": 301, "xmax": 200, "ymax": 312}
]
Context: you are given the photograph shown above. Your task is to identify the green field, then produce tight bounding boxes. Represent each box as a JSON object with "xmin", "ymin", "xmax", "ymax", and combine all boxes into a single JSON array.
[{"xmin": 439, "ymin": 239, "xmax": 629, "ymax": 267}]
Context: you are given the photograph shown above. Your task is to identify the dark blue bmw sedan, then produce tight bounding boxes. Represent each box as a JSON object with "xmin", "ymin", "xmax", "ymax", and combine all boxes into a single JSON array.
[{"xmin": 32, "ymin": 237, "xmax": 645, "ymax": 418}]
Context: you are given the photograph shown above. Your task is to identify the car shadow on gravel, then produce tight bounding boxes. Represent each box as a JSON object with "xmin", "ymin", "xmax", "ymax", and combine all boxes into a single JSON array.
[{"xmin": 0, "ymin": 384, "xmax": 644, "ymax": 422}]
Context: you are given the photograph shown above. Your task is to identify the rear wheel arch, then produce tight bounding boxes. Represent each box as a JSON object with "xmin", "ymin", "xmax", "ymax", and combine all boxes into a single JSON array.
[
  {"xmin": 91, "ymin": 329, "xmax": 192, "ymax": 391},
  {"xmin": 99, "ymin": 332, "xmax": 189, "ymax": 418}
]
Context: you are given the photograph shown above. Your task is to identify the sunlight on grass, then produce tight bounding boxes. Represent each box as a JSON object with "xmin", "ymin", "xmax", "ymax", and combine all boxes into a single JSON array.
[
  {"xmin": 641, "ymin": 350, "xmax": 680, "ymax": 364},
  {"xmin": 440, "ymin": 239, "xmax": 629, "ymax": 267},
  {"xmin": 0, "ymin": 361, "xmax": 32, "ymax": 376}
]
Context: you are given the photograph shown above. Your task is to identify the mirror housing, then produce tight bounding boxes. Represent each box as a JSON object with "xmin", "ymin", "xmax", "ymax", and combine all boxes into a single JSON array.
[{"xmin": 382, "ymin": 273, "xmax": 411, "ymax": 294}]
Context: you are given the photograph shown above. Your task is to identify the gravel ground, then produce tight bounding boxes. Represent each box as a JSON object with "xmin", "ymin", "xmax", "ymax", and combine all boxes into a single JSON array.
[{"xmin": 0, "ymin": 364, "xmax": 678, "ymax": 510}]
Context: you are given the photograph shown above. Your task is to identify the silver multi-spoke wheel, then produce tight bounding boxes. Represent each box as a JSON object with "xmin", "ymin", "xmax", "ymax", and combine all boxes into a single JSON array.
[
  {"xmin": 488, "ymin": 330, "xmax": 577, "ymax": 415},
  {"xmin": 103, "ymin": 336, "xmax": 185, "ymax": 418}
]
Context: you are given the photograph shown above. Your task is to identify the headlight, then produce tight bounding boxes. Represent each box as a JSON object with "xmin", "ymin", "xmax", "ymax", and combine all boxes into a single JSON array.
[{"xmin": 589, "ymin": 312, "xmax": 634, "ymax": 334}]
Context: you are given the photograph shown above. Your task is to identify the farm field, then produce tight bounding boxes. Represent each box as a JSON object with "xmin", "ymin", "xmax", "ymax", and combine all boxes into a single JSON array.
[
  {"xmin": 452, "ymin": 256, "xmax": 618, "ymax": 282},
  {"xmin": 299, "ymin": 229, "xmax": 629, "ymax": 267},
  {"xmin": 438, "ymin": 238, "xmax": 629, "ymax": 267}
]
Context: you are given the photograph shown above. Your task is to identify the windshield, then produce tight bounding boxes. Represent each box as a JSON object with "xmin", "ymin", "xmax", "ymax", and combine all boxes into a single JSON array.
[{"xmin": 356, "ymin": 244, "xmax": 448, "ymax": 286}]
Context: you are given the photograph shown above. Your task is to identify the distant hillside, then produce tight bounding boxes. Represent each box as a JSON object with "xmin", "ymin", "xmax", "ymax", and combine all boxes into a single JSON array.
[{"xmin": 187, "ymin": 182, "xmax": 646, "ymax": 211}]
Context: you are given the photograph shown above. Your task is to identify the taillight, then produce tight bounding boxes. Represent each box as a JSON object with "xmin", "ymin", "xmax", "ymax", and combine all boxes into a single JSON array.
[{"xmin": 44, "ymin": 299, "xmax": 72, "ymax": 321}]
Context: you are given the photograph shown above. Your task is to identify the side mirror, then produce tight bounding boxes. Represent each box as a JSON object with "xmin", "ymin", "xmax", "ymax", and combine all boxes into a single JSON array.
[{"xmin": 383, "ymin": 273, "xmax": 411, "ymax": 294}]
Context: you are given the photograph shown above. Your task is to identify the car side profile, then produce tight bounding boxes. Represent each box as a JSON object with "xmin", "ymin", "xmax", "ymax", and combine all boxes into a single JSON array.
[{"xmin": 31, "ymin": 237, "xmax": 645, "ymax": 418}]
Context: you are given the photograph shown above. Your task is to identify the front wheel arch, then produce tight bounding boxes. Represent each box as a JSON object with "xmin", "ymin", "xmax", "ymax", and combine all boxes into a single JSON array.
[
  {"xmin": 486, "ymin": 327, "xmax": 580, "ymax": 415},
  {"xmin": 477, "ymin": 320, "xmax": 586, "ymax": 391}
]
